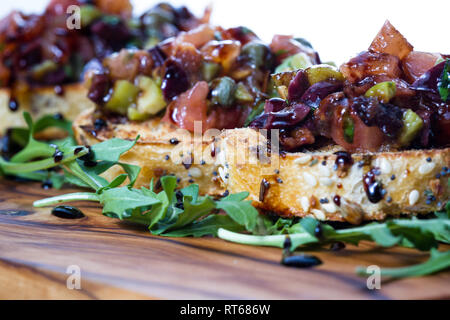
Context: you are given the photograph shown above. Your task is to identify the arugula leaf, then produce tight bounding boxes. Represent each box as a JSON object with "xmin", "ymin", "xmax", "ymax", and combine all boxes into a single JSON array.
[
  {"xmin": 244, "ymin": 102, "xmax": 265, "ymax": 126},
  {"xmin": 356, "ymin": 249, "xmax": 450, "ymax": 278},
  {"xmin": 90, "ymin": 138, "xmax": 138, "ymax": 162},
  {"xmin": 438, "ymin": 59, "xmax": 449, "ymax": 102},
  {"xmin": 219, "ymin": 215, "xmax": 449, "ymax": 251},
  {"xmin": 163, "ymin": 215, "xmax": 245, "ymax": 238},
  {"xmin": 216, "ymin": 192, "xmax": 258, "ymax": 232},
  {"xmin": 100, "ymin": 187, "xmax": 161, "ymax": 219}
]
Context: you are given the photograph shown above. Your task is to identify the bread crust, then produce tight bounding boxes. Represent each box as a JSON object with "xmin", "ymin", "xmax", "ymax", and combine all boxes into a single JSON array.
[
  {"xmin": 0, "ymin": 83, "xmax": 95, "ymax": 135},
  {"xmin": 217, "ymin": 129, "xmax": 449, "ymax": 223},
  {"xmin": 73, "ymin": 108, "xmax": 225, "ymax": 196}
]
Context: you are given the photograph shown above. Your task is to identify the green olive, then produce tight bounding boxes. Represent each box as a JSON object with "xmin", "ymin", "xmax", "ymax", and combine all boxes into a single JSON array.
[
  {"xmin": 275, "ymin": 52, "xmax": 313, "ymax": 73},
  {"xmin": 80, "ymin": 5, "xmax": 102, "ymax": 27},
  {"xmin": 202, "ymin": 62, "xmax": 221, "ymax": 82},
  {"xmin": 127, "ymin": 107, "xmax": 150, "ymax": 121},
  {"xmin": 365, "ymin": 81, "xmax": 397, "ymax": 103},
  {"xmin": 398, "ymin": 110, "xmax": 423, "ymax": 146},
  {"xmin": 135, "ymin": 76, "xmax": 166, "ymax": 116},
  {"xmin": 234, "ymin": 83, "xmax": 253, "ymax": 102},
  {"xmin": 305, "ymin": 64, "xmax": 344, "ymax": 85},
  {"xmin": 242, "ymin": 41, "xmax": 270, "ymax": 68},
  {"xmin": 211, "ymin": 77, "xmax": 236, "ymax": 107},
  {"xmin": 32, "ymin": 60, "xmax": 58, "ymax": 80},
  {"xmin": 105, "ymin": 80, "xmax": 140, "ymax": 115}
]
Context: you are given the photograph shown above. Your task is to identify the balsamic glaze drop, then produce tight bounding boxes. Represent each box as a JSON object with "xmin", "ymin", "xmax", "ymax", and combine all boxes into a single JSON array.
[
  {"xmin": 8, "ymin": 98, "xmax": 19, "ymax": 112},
  {"xmin": 363, "ymin": 168, "xmax": 384, "ymax": 203},
  {"xmin": 333, "ymin": 195, "xmax": 341, "ymax": 207},
  {"xmin": 281, "ymin": 254, "xmax": 323, "ymax": 268},
  {"xmin": 334, "ymin": 151, "xmax": 354, "ymax": 169},
  {"xmin": 51, "ymin": 206, "xmax": 85, "ymax": 219},
  {"xmin": 54, "ymin": 85, "xmax": 64, "ymax": 96}
]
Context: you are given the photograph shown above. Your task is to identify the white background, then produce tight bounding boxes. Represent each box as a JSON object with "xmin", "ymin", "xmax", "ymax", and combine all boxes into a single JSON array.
[{"xmin": 1, "ymin": 0, "xmax": 448, "ymax": 64}]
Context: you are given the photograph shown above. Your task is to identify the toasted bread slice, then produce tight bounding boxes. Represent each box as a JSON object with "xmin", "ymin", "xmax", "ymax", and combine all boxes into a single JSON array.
[
  {"xmin": 0, "ymin": 84, "xmax": 95, "ymax": 135},
  {"xmin": 217, "ymin": 129, "xmax": 449, "ymax": 223},
  {"xmin": 73, "ymin": 108, "xmax": 224, "ymax": 196}
]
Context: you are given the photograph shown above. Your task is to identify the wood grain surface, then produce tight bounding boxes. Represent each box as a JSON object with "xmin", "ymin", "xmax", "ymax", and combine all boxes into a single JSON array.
[{"xmin": 0, "ymin": 179, "xmax": 449, "ymax": 300}]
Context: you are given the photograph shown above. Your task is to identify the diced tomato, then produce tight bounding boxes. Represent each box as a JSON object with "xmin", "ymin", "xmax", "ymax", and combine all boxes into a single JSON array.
[
  {"xmin": 96, "ymin": 0, "xmax": 132, "ymax": 19},
  {"xmin": 45, "ymin": 0, "xmax": 80, "ymax": 16},
  {"xmin": 163, "ymin": 81, "xmax": 210, "ymax": 132},
  {"xmin": 331, "ymin": 106, "xmax": 384, "ymax": 152},
  {"xmin": 369, "ymin": 20, "xmax": 413, "ymax": 60},
  {"xmin": 402, "ymin": 51, "xmax": 441, "ymax": 83},
  {"xmin": 340, "ymin": 51, "xmax": 402, "ymax": 83},
  {"xmin": 175, "ymin": 24, "xmax": 216, "ymax": 49}
]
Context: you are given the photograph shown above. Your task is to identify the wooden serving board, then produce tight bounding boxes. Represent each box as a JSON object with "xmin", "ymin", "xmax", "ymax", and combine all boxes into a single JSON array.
[{"xmin": 0, "ymin": 179, "xmax": 449, "ymax": 300}]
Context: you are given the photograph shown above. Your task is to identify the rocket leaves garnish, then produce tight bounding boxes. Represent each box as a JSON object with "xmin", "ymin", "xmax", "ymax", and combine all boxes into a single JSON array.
[
  {"xmin": 1, "ymin": 112, "xmax": 449, "ymax": 280},
  {"xmin": 0, "ymin": 112, "xmax": 140, "ymax": 190},
  {"xmin": 218, "ymin": 213, "xmax": 450, "ymax": 278},
  {"xmin": 34, "ymin": 175, "xmax": 259, "ymax": 238}
]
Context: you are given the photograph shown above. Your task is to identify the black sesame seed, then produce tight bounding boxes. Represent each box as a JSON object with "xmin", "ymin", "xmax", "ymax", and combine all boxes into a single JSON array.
[
  {"xmin": 283, "ymin": 236, "xmax": 292, "ymax": 250},
  {"xmin": 188, "ymin": 179, "xmax": 194, "ymax": 183},
  {"xmin": 74, "ymin": 147, "xmax": 84, "ymax": 155},
  {"xmin": 391, "ymin": 174, "xmax": 396, "ymax": 181},
  {"xmin": 321, "ymin": 161, "xmax": 327, "ymax": 166},
  {"xmin": 259, "ymin": 179, "xmax": 270, "ymax": 202},
  {"xmin": 170, "ymin": 138, "xmax": 180, "ymax": 145},
  {"xmin": 53, "ymin": 150, "xmax": 64, "ymax": 163},
  {"xmin": 164, "ymin": 155, "xmax": 170, "ymax": 161},
  {"xmin": 319, "ymin": 198, "xmax": 329, "ymax": 204},
  {"xmin": 386, "ymin": 196, "xmax": 393, "ymax": 203},
  {"xmin": 225, "ymin": 173, "xmax": 229, "ymax": 179},
  {"xmin": 94, "ymin": 118, "xmax": 107, "ymax": 130},
  {"xmin": 274, "ymin": 169, "xmax": 280, "ymax": 174},
  {"xmin": 53, "ymin": 113, "xmax": 64, "ymax": 120},
  {"xmin": 314, "ymin": 225, "xmax": 323, "ymax": 238},
  {"xmin": 436, "ymin": 173, "xmax": 441, "ymax": 179},
  {"xmin": 426, "ymin": 157, "xmax": 432, "ymax": 163},
  {"xmin": 276, "ymin": 178, "xmax": 283, "ymax": 184},
  {"xmin": 212, "ymin": 171, "xmax": 218, "ymax": 176},
  {"xmin": 176, "ymin": 178, "xmax": 181, "ymax": 183},
  {"xmin": 426, "ymin": 200, "xmax": 432, "ymax": 205},
  {"xmin": 222, "ymin": 190, "xmax": 230, "ymax": 197},
  {"xmin": 381, "ymin": 189, "xmax": 387, "ymax": 196},
  {"xmin": 200, "ymin": 160, "xmax": 206, "ymax": 165},
  {"xmin": 175, "ymin": 191, "xmax": 184, "ymax": 202}
]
